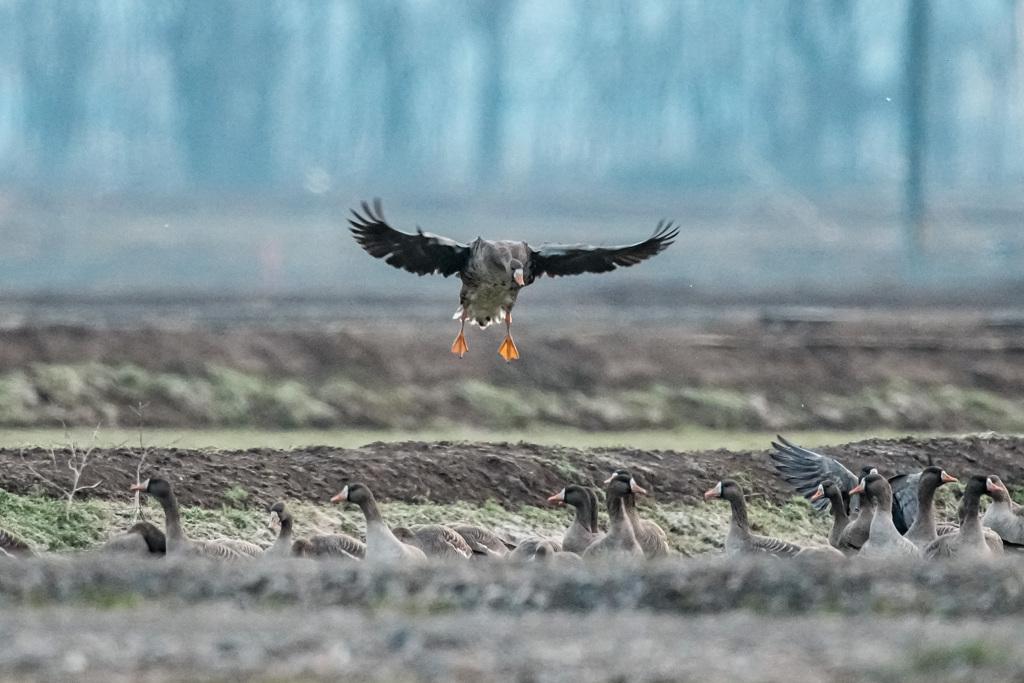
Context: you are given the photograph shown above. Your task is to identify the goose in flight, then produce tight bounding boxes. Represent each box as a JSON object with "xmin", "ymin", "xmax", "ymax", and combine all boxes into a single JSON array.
[{"xmin": 349, "ymin": 199, "xmax": 679, "ymax": 361}]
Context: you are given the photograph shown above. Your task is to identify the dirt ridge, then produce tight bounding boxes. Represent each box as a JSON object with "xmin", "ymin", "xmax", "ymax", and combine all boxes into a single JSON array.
[{"xmin": 2, "ymin": 434, "xmax": 1022, "ymax": 511}]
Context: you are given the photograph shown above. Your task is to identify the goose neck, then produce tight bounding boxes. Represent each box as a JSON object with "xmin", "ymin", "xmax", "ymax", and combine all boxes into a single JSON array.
[
  {"xmin": 727, "ymin": 493, "xmax": 751, "ymax": 538},
  {"xmin": 155, "ymin": 490, "xmax": 185, "ymax": 547}
]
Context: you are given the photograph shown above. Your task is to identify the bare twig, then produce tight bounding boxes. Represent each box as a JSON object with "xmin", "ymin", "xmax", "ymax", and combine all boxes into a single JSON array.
[
  {"xmin": 20, "ymin": 424, "xmax": 104, "ymax": 519},
  {"xmin": 130, "ymin": 402, "xmax": 153, "ymax": 524}
]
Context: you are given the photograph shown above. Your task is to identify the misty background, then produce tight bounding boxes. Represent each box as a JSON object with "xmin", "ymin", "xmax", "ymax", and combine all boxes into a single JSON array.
[{"xmin": 0, "ymin": 0, "xmax": 1022, "ymax": 318}]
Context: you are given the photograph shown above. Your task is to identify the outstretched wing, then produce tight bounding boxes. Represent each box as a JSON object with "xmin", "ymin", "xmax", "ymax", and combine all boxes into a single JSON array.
[
  {"xmin": 349, "ymin": 198, "xmax": 470, "ymax": 277},
  {"xmin": 769, "ymin": 435, "xmax": 860, "ymax": 512},
  {"xmin": 530, "ymin": 220, "xmax": 679, "ymax": 277}
]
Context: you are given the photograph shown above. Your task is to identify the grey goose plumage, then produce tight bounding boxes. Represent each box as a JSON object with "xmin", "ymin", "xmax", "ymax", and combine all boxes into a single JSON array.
[
  {"xmin": 331, "ymin": 483, "xmax": 427, "ymax": 564},
  {"xmin": 0, "ymin": 526, "xmax": 34, "ymax": 558},
  {"xmin": 810, "ymin": 480, "xmax": 851, "ymax": 550},
  {"xmin": 925, "ymin": 474, "xmax": 1003, "ymax": 560},
  {"xmin": 268, "ymin": 501, "xmax": 365, "ymax": 559},
  {"xmin": 769, "ymin": 435, "xmax": 921, "ymax": 533},
  {"xmin": 548, "ymin": 485, "xmax": 604, "ymax": 555},
  {"xmin": 349, "ymin": 199, "xmax": 678, "ymax": 361},
  {"xmin": 393, "ymin": 525, "xmax": 473, "ymax": 559},
  {"xmin": 448, "ymin": 524, "xmax": 512, "ymax": 558},
  {"xmin": 704, "ymin": 480, "xmax": 801, "ymax": 558},
  {"xmin": 849, "ymin": 474, "xmax": 921, "ymax": 560},
  {"xmin": 903, "ymin": 467, "xmax": 958, "ymax": 550},
  {"xmin": 582, "ymin": 474, "xmax": 644, "ymax": 559},
  {"xmin": 981, "ymin": 475, "xmax": 1024, "ymax": 545},
  {"xmin": 603, "ymin": 469, "xmax": 670, "ymax": 558},
  {"xmin": 129, "ymin": 478, "xmax": 245, "ymax": 560}
]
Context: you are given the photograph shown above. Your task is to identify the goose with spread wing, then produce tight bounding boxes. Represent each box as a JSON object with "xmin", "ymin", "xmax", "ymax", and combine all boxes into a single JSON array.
[
  {"xmin": 769, "ymin": 435, "xmax": 921, "ymax": 533},
  {"xmin": 349, "ymin": 199, "xmax": 679, "ymax": 361}
]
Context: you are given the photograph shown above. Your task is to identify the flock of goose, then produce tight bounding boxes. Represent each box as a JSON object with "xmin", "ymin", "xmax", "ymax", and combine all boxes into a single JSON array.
[{"xmin": 2, "ymin": 437, "xmax": 1024, "ymax": 564}]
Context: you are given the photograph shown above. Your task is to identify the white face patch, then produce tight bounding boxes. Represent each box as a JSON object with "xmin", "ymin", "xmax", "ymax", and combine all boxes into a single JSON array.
[
  {"xmin": 716, "ymin": 481, "xmax": 723, "ymax": 495},
  {"xmin": 340, "ymin": 485, "xmax": 349, "ymax": 500},
  {"xmin": 269, "ymin": 511, "xmax": 279, "ymax": 528}
]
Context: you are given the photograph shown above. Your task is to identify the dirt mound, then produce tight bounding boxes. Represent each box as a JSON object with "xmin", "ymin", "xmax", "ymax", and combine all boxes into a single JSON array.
[{"xmin": 3, "ymin": 434, "xmax": 1022, "ymax": 511}]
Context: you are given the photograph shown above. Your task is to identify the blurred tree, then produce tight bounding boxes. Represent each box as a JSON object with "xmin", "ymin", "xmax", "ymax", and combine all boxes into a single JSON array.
[
  {"xmin": 904, "ymin": 0, "xmax": 929, "ymax": 258},
  {"xmin": 469, "ymin": 0, "xmax": 511, "ymax": 186},
  {"xmin": 15, "ymin": 1, "xmax": 97, "ymax": 178},
  {"xmin": 165, "ymin": 1, "xmax": 284, "ymax": 187}
]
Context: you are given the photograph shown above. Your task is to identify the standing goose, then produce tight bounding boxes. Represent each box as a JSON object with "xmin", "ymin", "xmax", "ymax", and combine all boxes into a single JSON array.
[
  {"xmin": 582, "ymin": 474, "xmax": 644, "ymax": 560},
  {"xmin": 448, "ymin": 524, "xmax": 512, "ymax": 558},
  {"xmin": 810, "ymin": 481, "xmax": 850, "ymax": 550},
  {"xmin": 925, "ymin": 474, "xmax": 1003, "ymax": 560},
  {"xmin": 548, "ymin": 485, "xmax": 604, "ymax": 554},
  {"xmin": 704, "ymin": 480, "xmax": 801, "ymax": 558},
  {"xmin": 0, "ymin": 527, "xmax": 34, "ymax": 558},
  {"xmin": 604, "ymin": 470, "xmax": 670, "ymax": 558},
  {"xmin": 129, "ymin": 478, "xmax": 244, "ymax": 560},
  {"xmin": 834, "ymin": 487, "xmax": 875, "ymax": 555},
  {"xmin": 393, "ymin": 525, "xmax": 473, "ymax": 559},
  {"xmin": 581, "ymin": 473, "xmax": 643, "ymax": 557},
  {"xmin": 331, "ymin": 483, "xmax": 427, "ymax": 564},
  {"xmin": 770, "ymin": 435, "xmax": 920, "ymax": 532},
  {"xmin": 848, "ymin": 474, "xmax": 921, "ymax": 560},
  {"xmin": 267, "ymin": 501, "xmax": 365, "ymax": 559},
  {"xmin": 981, "ymin": 475, "xmax": 1024, "ymax": 545},
  {"xmin": 903, "ymin": 467, "xmax": 958, "ymax": 550},
  {"xmin": 349, "ymin": 199, "xmax": 678, "ymax": 361}
]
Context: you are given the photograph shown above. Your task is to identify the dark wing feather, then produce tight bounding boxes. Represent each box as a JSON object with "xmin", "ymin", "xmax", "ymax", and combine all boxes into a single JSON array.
[
  {"xmin": 349, "ymin": 198, "xmax": 470, "ymax": 276},
  {"xmin": 530, "ymin": 220, "xmax": 679, "ymax": 277},
  {"xmin": 751, "ymin": 534, "xmax": 802, "ymax": 558},
  {"xmin": 888, "ymin": 472, "xmax": 920, "ymax": 535},
  {"xmin": 769, "ymin": 435, "xmax": 860, "ymax": 512}
]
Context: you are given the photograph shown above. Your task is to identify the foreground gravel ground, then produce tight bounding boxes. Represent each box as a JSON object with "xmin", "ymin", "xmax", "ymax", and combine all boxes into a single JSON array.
[
  {"xmin": 3, "ymin": 555, "xmax": 1024, "ymax": 680},
  {"xmin": 2, "ymin": 606, "xmax": 1022, "ymax": 682}
]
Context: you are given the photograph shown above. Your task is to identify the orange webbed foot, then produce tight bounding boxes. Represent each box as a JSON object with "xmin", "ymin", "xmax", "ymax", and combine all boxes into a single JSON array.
[
  {"xmin": 498, "ymin": 335, "xmax": 519, "ymax": 362},
  {"xmin": 451, "ymin": 332, "xmax": 468, "ymax": 357}
]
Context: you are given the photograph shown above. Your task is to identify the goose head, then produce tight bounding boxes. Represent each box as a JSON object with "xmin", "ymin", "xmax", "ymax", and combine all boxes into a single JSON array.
[
  {"xmin": 129, "ymin": 477, "xmax": 173, "ymax": 501},
  {"xmin": 331, "ymin": 482, "xmax": 371, "ymax": 506},
  {"xmin": 986, "ymin": 475, "xmax": 1011, "ymax": 502},
  {"xmin": 704, "ymin": 479, "xmax": 743, "ymax": 503},
  {"xmin": 603, "ymin": 469, "xmax": 647, "ymax": 494},
  {"xmin": 268, "ymin": 501, "xmax": 289, "ymax": 529}
]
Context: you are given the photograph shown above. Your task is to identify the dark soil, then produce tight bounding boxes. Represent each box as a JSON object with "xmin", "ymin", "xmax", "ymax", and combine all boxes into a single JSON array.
[{"xmin": 3, "ymin": 433, "xmax": 1023, "ymax": 511}]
